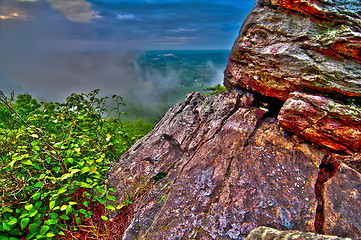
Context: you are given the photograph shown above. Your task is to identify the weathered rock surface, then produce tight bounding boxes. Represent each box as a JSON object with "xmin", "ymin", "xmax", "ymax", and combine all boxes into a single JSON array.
[
  {"xmin": 107, "ymin": 91, "xmax": 361, "ymax": 239},
  {"xmin": 324, "ymin": 163, "xmax": 361, "ymax": 239},
  {"xmin": 107, "ymin": 0, "xmax": 361, "ymax": 239},
  {"xmin": 278, "ymin": 91, "xmax": 361, "ymax": 154},
  {"xmin": 224, "ymin": 0, "xmax": 361, "ymax": 102},
  {"xmin": 244, "ymin": 226, "xmax": 352, "ymax": 240}
]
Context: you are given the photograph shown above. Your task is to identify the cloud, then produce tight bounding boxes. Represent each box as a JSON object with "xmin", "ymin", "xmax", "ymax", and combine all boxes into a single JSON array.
[
  {"xmin": 0, "ymin": 5, "xmax": 28, "ymax": 20},
  {"xmin": 159, "ymin": 36, "xmax": 195, "ymax": 42},
  {"xmin": 171, "ymin": 28, "xmax": 197, "ymax": 33},
  {"xmin": 46, "ymin": 0, "xmax": 98, "ymax": 22},
  {"xmin": 116, "ymin": 14, "xmax": 138, "ymax": 20}
]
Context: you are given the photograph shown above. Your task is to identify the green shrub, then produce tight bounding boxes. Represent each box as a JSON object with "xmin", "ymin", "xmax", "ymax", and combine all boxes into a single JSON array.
[
  {"xmin": 203, "ymin": 83, "xmax": 227, "ymax": 96},
  {"xmin": 0, "ymin": 89, "xmax": 153, "ymax": 239}
]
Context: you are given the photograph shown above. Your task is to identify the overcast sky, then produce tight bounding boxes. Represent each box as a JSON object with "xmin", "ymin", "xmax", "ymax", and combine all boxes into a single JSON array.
[{"xmin": 0, "ymin": 0, "xmax": 255, "ymax": 102}]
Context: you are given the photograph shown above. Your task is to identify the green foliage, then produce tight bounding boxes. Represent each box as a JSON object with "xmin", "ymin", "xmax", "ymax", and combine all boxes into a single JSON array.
[
  {"xmin": 203, "ymin": 83, "xmax": 227, "ymax": 96},
  {"xmin": 0, "ymin": 89, "xmax": 153, "ymax": 239},
  {"xmin": 152, "ymin": 172, "xmax": 168, "ymax": 183}
]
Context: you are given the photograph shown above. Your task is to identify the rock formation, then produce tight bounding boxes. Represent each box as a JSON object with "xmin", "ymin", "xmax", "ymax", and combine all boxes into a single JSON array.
[
  {"xmin": 224, "ymin": 0, "xmax": 361, "ymax": 103},
  {"xmin": 244, "ymin": 226, "xmax": 352, "ymax": 240},
  {"xmin": 108, "ymin": 0, "xmax": 361, "ymax": 239},
  {"xmin": 278, "ymin": 91, "xmax": 361, "ymax": 154}
]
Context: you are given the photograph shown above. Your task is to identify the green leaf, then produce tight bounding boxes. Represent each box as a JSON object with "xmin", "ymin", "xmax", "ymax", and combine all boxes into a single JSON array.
[
  {"xmin": 60, "ymin": 205, "xmax": 67, "ymax": 211},
  {"xmin": 28, "ymin": 223, "xmax": 39, "ymax": 233},
  {"xmin": 97, "ymin": 198, "xmax": 106, "ymax": 205},
  {"xmin": 46, "ymin": 232, "xmax": 55, "ymax": 238},
  {"xmin": 106, "ymin": 134, "xmax": 111, "ymax": 142},
  {"xmin": 158, "ymin": 194, "xmax": 166, "ymax": 204},
  {"xmin": 57, "ymin": 187, "xmax": 67, "ymax": 195},
  {"xmin": 101, "ymin": 216, "xmax": 108, "ymax": 221},
  {"xmin": 7, "ymin": 216, "xmax": 17, "ymax": 225},
  {"xmin": 50, "ymin": 212, "xmax": 58, "ymax": 219},
  {"xmin": 22, "ymin": 159, "xmax": 33, "ymax": 165},
  {"xmin": 32, "ymin": 192, "xmax": 41, "ymax": 200},
  {"xmin": 3, "ymin": 223, "xmax": 12, "ymax": 231},
  {"xmin": 60, "ymin": 215, "xmax": 69, "ymax": 220},
  {"xmin": 49, "ymin": 201, "xmax": 55, "ymax": 210},
  {"xmin": 60, "ymin": 173, "xmax": 72, "ymax": 181},
  {"xmin": 79, "ymin": 209, "xmax": 87, "ymax": 214},
  {"xmin": 39, "ymin": 225, "xmax": 49, "ymax": 235},
  {"xmin": 20, "ymin": 218, "xmax": 30, "ymax": 230},
  {"xmin": 45, "ymin": 219, "xmax": 58, "ymax": 225},
  {"xmin": 89, "ymin": 166, "xmax": 97, "ymax": 174},
  {"xmin": 38, "ymin": 174, "xmax": 46, "ymax": 180},
  {"xmin": 66, "ymin": 205, "xmax": 72, "ymax": 215},
  {"xmin": 30, "ymin": 134, "xmax": 39, "ymax": 138},
  {"xmin": 81, "ymin": 166, "xmax": 90, "ymax": 174},
  {"xmin": 66, "ymin": 157, "xmax": 74, "ymax": 164},
  {"xmin": 10, "ymin": 230, "xmax": 22, "ymax": 237},
  {"xmin": 0, "ymin": 236, "xmax": 8, "ymax": 240},
  {"xmin": 32, "ymin": 163, "xmax": 41, "ymax": 170},
  {"xmin": 107, "ymin": 195, "xmax": 116, "ymax": 202},
  {"xmin": 34, "ymin": 182, "xmax": 42, "ymax": 188},
  {"xmin": 28, "ymin": 209, "xmax": 38, "ymax": 218},
  {"xmin": 106, "ymin": 205, "xmax": 116, "ymax": 211},
  {"xmin": 26, "ymin": 231, "xmax": 37, "ymax": 240},
  {"xmin": 79, "ymin": 182, "xmax": 92, "ymax": 188},
  {"xmin": 35, "ymin": 201, "xmax": 42, "ymax": 209},
  {"xmin": 25, "ymin": 204, "xmax": 33, "ymax": 211}
]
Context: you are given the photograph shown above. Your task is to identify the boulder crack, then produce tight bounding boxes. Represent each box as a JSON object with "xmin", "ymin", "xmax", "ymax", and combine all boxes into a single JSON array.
[{"xmin": 314, "ymin": 154, "xmax": 340, "ymax": 234}]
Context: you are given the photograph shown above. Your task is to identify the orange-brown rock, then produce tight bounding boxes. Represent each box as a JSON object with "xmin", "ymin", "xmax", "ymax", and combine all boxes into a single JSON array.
[
  {"xmin": 224, "ymin": 0, "xmax": 361, "ymax": 102},
  {"xmin": 277, "ymin": 91, "xmax": 361, "ymax": 154}
]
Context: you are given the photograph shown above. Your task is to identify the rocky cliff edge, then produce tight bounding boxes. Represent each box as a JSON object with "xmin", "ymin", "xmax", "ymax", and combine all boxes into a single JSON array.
[{"xmin": 108, "ymin": 0, "xmax": 361, "ymax": 239}]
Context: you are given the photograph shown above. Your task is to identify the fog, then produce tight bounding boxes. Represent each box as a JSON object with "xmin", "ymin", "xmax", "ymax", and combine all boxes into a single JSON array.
[
  {"xmin": 0, "ymin": 49, "xmax": 227, "ymax": 122},
  {"xmin": 0, "ymin": 0, "xmax": 251, "ymax": 122}
]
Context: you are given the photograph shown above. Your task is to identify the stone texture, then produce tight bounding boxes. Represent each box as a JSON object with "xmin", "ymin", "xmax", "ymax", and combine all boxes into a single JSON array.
[
  {"xmin": 224, "ymin": 0, "xmax": 361, "ymax": 102},
  {"xmin": 333, "ymin": 152, "xmax": 361, "ymax": 174},
  {"xmin": 277, "ymin": 91, "xmax": 361, "ymax": 154},
  {"xmin": 324, "ymin": 163, "xmax": 361, "ymax": 239},
  {"xmin": 244, "ymin": 226, "xmax": 352, "ymax": 240},
  {"xmin": 108, "ymin": 91, "xmax": 327, "ymax": 239}
]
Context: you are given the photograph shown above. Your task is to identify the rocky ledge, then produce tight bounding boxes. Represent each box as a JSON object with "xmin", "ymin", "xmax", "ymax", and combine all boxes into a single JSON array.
[
  {"xmin": 108, "ymin": 91, "xmax": 361, "ymax": 239},
  {"xmin": 108, "ymin": 0, "xmax": 361, "ymax": 239}
]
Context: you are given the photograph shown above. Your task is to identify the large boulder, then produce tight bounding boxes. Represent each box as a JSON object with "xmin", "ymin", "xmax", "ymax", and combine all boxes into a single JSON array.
[
  {"xmin": 278, "ymin": 91, "xmax": 361, "ymax": 154},
  {"xmin": 224, "ymin": 0, "xmax": 361, "ymax": 103},
  {"xmin": 107, "ymin": 91, "xmax": 361, "ymax": 239}
]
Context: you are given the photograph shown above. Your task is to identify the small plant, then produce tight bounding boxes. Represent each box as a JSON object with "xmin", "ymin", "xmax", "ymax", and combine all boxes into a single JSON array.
[
  {"xmin": 0, "ymin": 89, "xmax": 153, "ymax": 239},
  {"xmin": 203, "ymin": 83, "xmax": 227, "ymax": 96}
]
